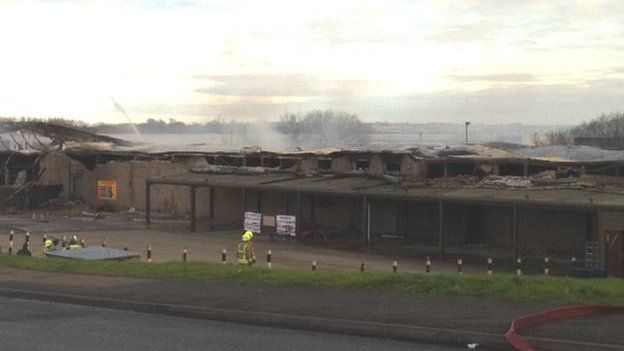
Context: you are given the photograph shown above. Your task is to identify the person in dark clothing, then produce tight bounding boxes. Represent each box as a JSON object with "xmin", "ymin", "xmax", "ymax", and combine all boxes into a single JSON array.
[{"xmin": 16, "ymin": 242, "xmax": 31, "ymax": 256}]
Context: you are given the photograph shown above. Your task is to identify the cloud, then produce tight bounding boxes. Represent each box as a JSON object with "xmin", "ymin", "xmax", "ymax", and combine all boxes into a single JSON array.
[
  {"xmin": 305, "ymin": 17, "xmax": 412, "ymax": 47},
  {"xmin": 425, "ymin": 21, "xmax": 497, "ymax": 43},
  {"xmin": 194, "ymin": 73, "xmax": 371, "ymax": 98},
  {"xmin": 131, "ymin": 78, "xmax": 624, "ymax": 125},
  {"xmin": 356, "ymin": 79, "xmax": 624, "ymax": 124},
  {"xmin": 132, "ymin": 99, "xmax": 308, "ymax": 121},
  {"xmin": 446, "ymin": 73, "xmax": 537, "ymax": 83}
]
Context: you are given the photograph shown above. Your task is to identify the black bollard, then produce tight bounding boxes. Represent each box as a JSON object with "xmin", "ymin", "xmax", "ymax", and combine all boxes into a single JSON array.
[
  {"xmin": 267, "ymin": 249, "xmax": 272, "ymax": 269},
  {"xmin": 147, "ymin": 245, "xmax": 152, "ymax": 263},
  {"xmin": 487, "ymin": 258, "xmax": 493, "ymax": 275},
  {"xmin": 392, "ymin": 261, "xmax": 398, "ymax": 273},
  {"xmin": 183, "ymin": 247, "xmax": 187, "ymax": 262},
  {"xmin": 457, "ymin": 258, "xmax": 463, "ymax": 275},
  {"xmin": 544, "ymin": 257, "xmax": 550, "ymax": 275},
  {"xmin": 516, "ymin": 257, "xmax": 522, "ymax": 276},
  {"xmin": 221, "ymin": 249, "xmax": 227, "ymax": 264},
  {"xmin": 9, "ymin": 230, "xmax": 14, "ymax": 255},
  {"xmin": 426, "ymin": 257, "xmax": 431, "ymax": 273},
  {"xmin": 312, "ymin": 261, "xmax": 317, "ymax": 271}
]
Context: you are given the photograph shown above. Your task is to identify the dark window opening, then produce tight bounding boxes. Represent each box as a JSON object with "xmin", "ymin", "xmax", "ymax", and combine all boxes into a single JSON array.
[
  {"xmin": 215, "ymin": 156, "xmax": 227, "ymax": 166},
  {"xmin": 262, "ymin": 157, "xmax": 280, "ymax": 168},
  {"xmin": 585, "ymin": 164, "xmax": 618, "ymax": 177},
  {"xmin": 231, "ymin": 157, "xmax": 243, "ymax": 167},
  {"xmin": 205, "ymin": 156, "xmax": 216, "ymax": 165},
  {"xmin": 447, "ymin": 162, "xmax": 475, "ymax": 176},
  {"xmin": 427, "ymin": 162, "xmax": 445, "ymax": 178},
  {"xmin": 317, "ymin": 196, "xmax": 333, "ymax": 207},
  {"xmin": 498, "ymin": 163, "xmax": 525, "ymax": 176},
  {"xmin": 386, "ymin": 162, "xmax": 401, "ymax": 172},
  {"xmin": 279, "ymin": 158, "xmax": 297, "ymax": 169},
  {"xmin": 355, "ymin": 159, "xmax": 369, "ymax": 170},
  {"xmin": 528, "ymin": 164, "xmax": 555, "ymax": 176},
  {"xmin": 216, "ymin": 156, "xmax": 243, "ymax": 166},
  {"xmin": 318, "ymin": 159, "xmax": 332, "ymax": 171},
  {"xmin": 384, "ymin": 154, "xmax": 403, "ymax": 173},
  {"xmin": 245, "ymin": 157, "xmax": 261, "ymax": 167},
  {"xmin": 464, "ymin": 206, "xmax": 484, "ymax": 245}
]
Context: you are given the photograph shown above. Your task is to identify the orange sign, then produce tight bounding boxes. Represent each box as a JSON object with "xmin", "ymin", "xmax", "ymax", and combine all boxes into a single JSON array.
[{"xmin": 97, "ymin": 180, "xmax": 117, "ymax": 200}]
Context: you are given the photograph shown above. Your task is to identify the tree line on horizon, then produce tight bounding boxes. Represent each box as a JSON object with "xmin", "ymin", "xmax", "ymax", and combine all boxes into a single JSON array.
[
  {"xmin": 0, "ymin": 110, "xmax": 372, "ymax": 148},
  {"xmin": 532, "ymin": 112, "xmax": 624, "ymax": 146},
  {"xmin": 3, "ymin": 111, "xmax": 624, "ymax": 148}
]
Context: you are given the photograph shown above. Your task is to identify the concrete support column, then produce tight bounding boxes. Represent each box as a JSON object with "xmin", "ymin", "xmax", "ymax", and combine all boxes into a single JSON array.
[
  {"xmin": 310, "ymin": 195, "xmax": 315, "ymax": 222},
  {"xmin": 145, "ymin": 181, "xmax": 151, "ymax": 225},
  {"xmin": 523, "ymin": 161, "xmax": 529, "ymax": 176},
  {"xmin": 438, "ymin": 200, "xmax": 444, "ymax": 255},
  {"xmin": 209, "ymin": 187, "xmax": 214, "ymax": 231},
  {"xmin": 209, "ymin": 187, "xmax": 214, "ymax": 219},
  {"xmin": 361, "ymin": 196, "xmax": 369, "ymax": 245},
  {"xmin": 512, "ymin": 204, "xmax": 518, "ymax": 261},
  {"xmin": 190, "ymin": 185, "xmax": 197, "ymax": 232},
  {"xmin": 241, "ymin": 188, "xmax": 247, "ymax": 227},
  {"xmin": 596, "ymin": 210, "xmax": 605, "ymax": 269},
  {"xmin": 296, "ymin": 191, "xmax": 302, "ymax": 236},
  {"xmin": 396, "ymin": 200, "xmax": 401, "ymax": 238}
]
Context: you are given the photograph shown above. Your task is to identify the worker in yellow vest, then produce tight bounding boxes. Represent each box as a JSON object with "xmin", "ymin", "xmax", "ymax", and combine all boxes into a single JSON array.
[
  {"xmin": 44, "ymin": 238, "xmax": 59, "ymax": 252},
  {"xmin": 237, "ymin": 230, "xmax": 256, "ymax": 266},
  {"xmin": 67, "ymin": 235, "xmax": 82, "ymax": 250}
]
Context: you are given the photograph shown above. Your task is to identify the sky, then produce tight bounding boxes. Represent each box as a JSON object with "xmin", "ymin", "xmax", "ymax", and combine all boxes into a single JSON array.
[{"xmin": 0, "ymin": 0, "xmax": 622, "ymax": 125}]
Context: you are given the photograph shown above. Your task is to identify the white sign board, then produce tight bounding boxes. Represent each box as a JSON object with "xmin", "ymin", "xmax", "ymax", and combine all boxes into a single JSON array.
[
  {"xmin": 276, "ymin": 215, "xmax": 296, "ymax": 237},
  {"xmin": 244, "ymin": 212, "xmax": 262, "ymax": 233}
]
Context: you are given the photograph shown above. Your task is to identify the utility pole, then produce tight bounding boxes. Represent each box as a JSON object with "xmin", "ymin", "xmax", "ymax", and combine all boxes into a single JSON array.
[{"xmin": 465, "ymin": 121, "xmax": 471, "ymax": 144}]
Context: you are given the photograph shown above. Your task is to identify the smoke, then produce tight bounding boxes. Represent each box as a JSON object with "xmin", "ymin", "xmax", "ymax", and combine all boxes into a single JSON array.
[{"xmin": 275, "ymin": 110, "xmax": 371, "ymax": 149}]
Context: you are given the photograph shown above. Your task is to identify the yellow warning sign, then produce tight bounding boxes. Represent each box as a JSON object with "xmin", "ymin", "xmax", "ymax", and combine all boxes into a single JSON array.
[{"xmin": 97, "ymin": 180, "xmax": 117, "ymax": 200}]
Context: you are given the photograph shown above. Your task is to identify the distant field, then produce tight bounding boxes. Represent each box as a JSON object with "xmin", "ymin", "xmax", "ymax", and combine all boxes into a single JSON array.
[
  {"xmin": 0, "ymin": 254, "xmax": 622, "ymax": 306},
  {"xmin": 108, "ymin": 123, "xmax": 566, "ymax": 149}
]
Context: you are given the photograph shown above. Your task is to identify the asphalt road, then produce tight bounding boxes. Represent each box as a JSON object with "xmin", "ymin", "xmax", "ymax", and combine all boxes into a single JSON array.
[{"xmin": 0, "ymin": 297, "xmax": 474, "ymax": 351}]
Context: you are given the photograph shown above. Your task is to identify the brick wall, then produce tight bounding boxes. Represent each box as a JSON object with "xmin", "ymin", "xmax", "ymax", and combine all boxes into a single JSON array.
[
  {"xmin": 400, "ymin": 155, "xmax": 426, "ymax": 179},
  {"xmin": 331, "ymin": 156, "xmax": 354, "ymax": 173},
  {"xmin": 368, "ymin": 154, "xmax": 385, "ymax": 175}
]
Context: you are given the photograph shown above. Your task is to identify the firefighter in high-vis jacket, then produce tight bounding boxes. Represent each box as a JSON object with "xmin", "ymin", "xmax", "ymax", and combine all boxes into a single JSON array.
[
  {"xmin": 44, "ymin": 237, "xmax": 59, "ymax": 252},
  {"xmin": 237, "ymin": 230, "xmax": 256, "ymax": 266}
]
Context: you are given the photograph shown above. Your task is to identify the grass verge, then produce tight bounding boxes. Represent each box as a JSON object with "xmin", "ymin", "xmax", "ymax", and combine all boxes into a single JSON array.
[{"xmin": 0, "ymin": 254, "xmax": 622, "ymax": 305}]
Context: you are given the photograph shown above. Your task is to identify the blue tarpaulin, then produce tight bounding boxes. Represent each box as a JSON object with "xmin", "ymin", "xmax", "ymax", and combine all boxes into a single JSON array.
[{"xmin": 45, "ymin": 246, "xmax": 140, "ymax": 261}]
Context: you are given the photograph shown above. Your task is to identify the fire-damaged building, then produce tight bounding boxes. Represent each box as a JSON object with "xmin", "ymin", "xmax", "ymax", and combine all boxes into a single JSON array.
[{"xmin": 2, "ymin": 122, "xmax": 624, "ymax": 274}]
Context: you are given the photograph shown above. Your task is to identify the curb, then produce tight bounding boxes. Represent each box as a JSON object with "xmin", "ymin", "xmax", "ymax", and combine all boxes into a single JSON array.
[
  {"xmin": 506, "ymin": 305, "xmax": 624, "ymax": 351},
  {"xmin": 0, "ymin": 287, "xmax": 511, "ymax": 350},
  {"xmin": 1, "ymin": 287, "xmax": 619, "ymax": 350}
]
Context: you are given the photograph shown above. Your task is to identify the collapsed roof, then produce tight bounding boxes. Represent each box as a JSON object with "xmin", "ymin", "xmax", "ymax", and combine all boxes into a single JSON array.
[{"xmin": 0, "ymin": 121, "xmax": 132, "ymax": 151}]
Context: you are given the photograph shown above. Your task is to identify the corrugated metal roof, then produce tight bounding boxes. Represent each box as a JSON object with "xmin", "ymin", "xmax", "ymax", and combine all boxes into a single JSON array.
[
  {"xmin": 148, "ymin": 174, "xmax": 624, "ymax": 210},
  {"xmin": 53, "ymin": 141, "xmax": 624, "ymax": 163}
]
